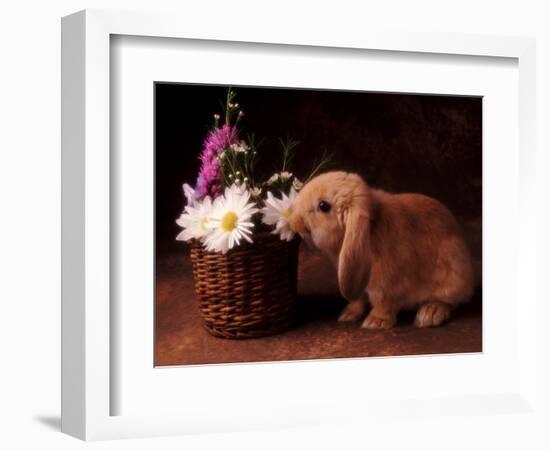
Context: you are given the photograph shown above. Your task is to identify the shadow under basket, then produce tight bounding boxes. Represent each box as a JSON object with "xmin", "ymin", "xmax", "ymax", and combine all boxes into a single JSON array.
[{"xmin": 189, "ymin": 233, "xmax": 300, "ymax": 339}]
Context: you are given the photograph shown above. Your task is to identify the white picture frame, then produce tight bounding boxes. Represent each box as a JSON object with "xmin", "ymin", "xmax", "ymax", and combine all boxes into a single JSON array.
[{"xmin": 61, "ymin": 9, "xmax": 539, "ymax": 441}]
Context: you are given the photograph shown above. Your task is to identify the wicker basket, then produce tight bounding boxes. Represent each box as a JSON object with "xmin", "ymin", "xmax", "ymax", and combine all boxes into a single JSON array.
[{"xmin": 189, "ymin": 233, "xmax": 300, "ymax": 339}]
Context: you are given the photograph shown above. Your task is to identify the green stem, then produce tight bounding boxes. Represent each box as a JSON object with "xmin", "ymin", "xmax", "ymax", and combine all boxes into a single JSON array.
[{"xmin": 225, "ymin": 88, "xmax": 231, "ymax": 125}]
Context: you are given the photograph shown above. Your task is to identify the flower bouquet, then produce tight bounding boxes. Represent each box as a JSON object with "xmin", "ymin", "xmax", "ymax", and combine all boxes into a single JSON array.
[{"xmin": 176, "ymin": 89, "xmax": 329, "ymax": 338}]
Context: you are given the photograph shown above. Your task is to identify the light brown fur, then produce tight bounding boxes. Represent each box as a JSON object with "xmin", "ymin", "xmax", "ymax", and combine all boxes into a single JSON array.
[{"xmin": 288, "ymin": 171, "xmax": 474, "ymax": 329}]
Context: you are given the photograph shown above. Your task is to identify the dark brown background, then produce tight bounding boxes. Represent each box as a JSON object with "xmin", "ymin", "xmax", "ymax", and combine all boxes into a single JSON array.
[{"xmin": 155, "ymin": 84, "xmax": 482, "ymax": 366}]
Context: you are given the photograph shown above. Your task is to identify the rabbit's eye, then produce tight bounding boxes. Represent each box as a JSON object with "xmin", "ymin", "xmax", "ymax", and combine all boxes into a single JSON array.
[{"xmin": 318, "ymin": 200, "xmax": 331, "ymax": 213}]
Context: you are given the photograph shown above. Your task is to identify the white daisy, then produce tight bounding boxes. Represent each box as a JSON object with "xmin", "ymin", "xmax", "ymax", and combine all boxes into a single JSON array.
[
  {"xmin": 225, "ymin": 182, "xmax": 248, "ymax": 197},
  {"xmin": 261, "ymin": 188, "xmax": 298, "ymax": 242},
  {"xmin": 175, "ymin": 196, "xmax": 215, "ymax": 242},
  {"xmin": 267, "ymin": 173, "xmax": 279, "ymax": 185},
  {"xmin": 292, "ymin": 177, "xmax": 303, "ymax": 191},
  {"xmin": 204, "ymin": 187, "xmax": 259, "ymax": 254},
  {"xmin": 279, "ymin": 171, "xmax": 292, "ymax": 180},
  {"xmin": 267, "ymin": 171, "xmax": 293, "ymax": 185}
]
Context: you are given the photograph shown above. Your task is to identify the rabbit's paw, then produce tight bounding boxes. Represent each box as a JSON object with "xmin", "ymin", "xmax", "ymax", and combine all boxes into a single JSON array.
[
  {"xmin": 338, "ymin": 300, "xmax": 367, "ymax": 323},
  {"xmin": 414, "ymin": 302, "xmax": 451, "ymax": 328},
  {"xmin": 362, "ymin": 312, "xmax": 396, "ymax": 330}
]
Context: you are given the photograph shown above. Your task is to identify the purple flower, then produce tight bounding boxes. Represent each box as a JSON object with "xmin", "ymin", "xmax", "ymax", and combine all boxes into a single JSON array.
[{"xmin": 195, "ymin": 124, "xmax": 238, "ymax": 199}]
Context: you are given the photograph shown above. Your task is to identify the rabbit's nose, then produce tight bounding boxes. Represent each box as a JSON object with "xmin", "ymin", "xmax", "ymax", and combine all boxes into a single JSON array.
[{"xmin": 288, "ymin": 212, "xmax": 306, "ymax": 234}]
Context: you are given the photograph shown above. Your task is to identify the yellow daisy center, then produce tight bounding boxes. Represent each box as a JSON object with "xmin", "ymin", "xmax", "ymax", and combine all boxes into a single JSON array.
[
  {"xmin": 221, "ymin": 211, "xmax": 239, "ymax": 232},
  {"xmin": 282, "ymin": 208, "xmax": 290, "ymax": 218},
  {"xmin": 199, "ymin": 218, "xmax": 208, "ymax": 231}
]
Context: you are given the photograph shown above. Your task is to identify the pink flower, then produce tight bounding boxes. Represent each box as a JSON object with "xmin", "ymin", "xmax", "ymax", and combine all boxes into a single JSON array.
[{"xmin": 195, "ymin": 124, "xmax": 238, "ymax": 199}]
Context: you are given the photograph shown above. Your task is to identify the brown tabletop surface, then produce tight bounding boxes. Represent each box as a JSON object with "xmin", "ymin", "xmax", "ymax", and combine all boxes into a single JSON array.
[{"xmin": 155, "ymin": 243, "xmax": 482, "ymax": 367}]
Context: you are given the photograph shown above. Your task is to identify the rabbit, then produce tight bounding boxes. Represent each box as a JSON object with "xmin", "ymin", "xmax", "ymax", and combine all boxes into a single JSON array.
[{"xmin": 288, "ymin": 171, "xmax": 475, "ymax": 329}]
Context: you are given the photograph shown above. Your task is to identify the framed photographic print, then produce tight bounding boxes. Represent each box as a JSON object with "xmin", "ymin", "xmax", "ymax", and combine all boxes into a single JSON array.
[
  {"xmin": 62, "ymin": 9, "xmax": 540, "ymax": 442},
  {"xmin": 154, "ymin": 83, "xmax": 483, "ymax": 366}
]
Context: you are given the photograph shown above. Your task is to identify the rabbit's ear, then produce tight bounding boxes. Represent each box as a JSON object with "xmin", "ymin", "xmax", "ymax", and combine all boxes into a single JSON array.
[{"xmin": 338, "ymin": 196, "xmax": 371, "ymax": 300}]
